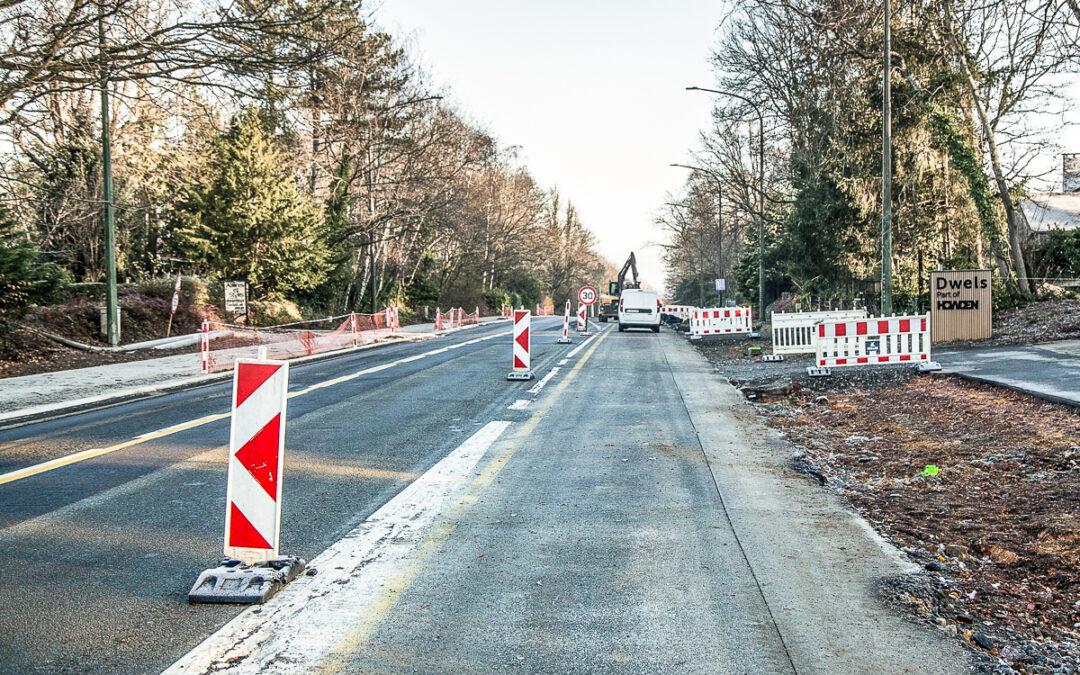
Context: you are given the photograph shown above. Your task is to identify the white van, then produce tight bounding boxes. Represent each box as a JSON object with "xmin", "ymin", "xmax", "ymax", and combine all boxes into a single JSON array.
[{"xmin": 618, "ymin": 288, "xmax": 661, "ymax": 332}]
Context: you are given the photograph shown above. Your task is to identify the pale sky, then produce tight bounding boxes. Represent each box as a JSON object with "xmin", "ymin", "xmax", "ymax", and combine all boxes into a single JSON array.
[
  {"xmin": 374, "ymin": 0, "xmax": 721, "ymax": 292},
  {"xmin": 373, "ymin": 2, "xmax": 1079, "ymax": 294}
]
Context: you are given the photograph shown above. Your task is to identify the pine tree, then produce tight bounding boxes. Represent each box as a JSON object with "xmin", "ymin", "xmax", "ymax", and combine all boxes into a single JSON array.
[
  {"xmin": 174, "ymin": 110, "xmax": 329, "ymax": 299},
  {"xmin": 0, "ymin": 208, "xmax": 68, "ymax": 318}
]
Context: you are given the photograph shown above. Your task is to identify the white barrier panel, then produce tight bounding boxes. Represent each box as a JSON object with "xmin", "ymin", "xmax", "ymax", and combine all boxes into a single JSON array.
[
  {"xmin": 576, "ymin": 303, "xmax": 587, "ymax": 333},
  {"xmin": 689, "ymin": 307, "xmax": 752, "ymax": 340},
  {"xmin": 507, "ymin": 310, "xmax": 534, "ymax": 380},
  {"xmin": 224, "ymin": 358, "xmax": 289, "ymax": 564},
  {"xmin": 771, "ymin": 309, "xmax": 867, "ymax": 355},
  {"xmin": 661, "ymin": 305, "xmax": 694, "ymax": 320},
  {"xmin": 815, "ymin": 314, "xmax": 932, "ymax": 368}
]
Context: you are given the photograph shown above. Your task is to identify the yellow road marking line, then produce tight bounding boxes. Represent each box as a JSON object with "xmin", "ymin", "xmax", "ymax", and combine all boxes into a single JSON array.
[
  {"xmin": 0, "ymin": 331, "xmax": 510, "ymax": 487},
  {"xmin": 316, "ymin": 328, "xmax": 609, "ymax": 673}
]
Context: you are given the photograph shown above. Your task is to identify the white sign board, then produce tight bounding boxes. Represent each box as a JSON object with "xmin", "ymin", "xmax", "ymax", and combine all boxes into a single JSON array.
[
  {"xmin": 224, "ymin": 281, "xmax": 248, "ymax": 316},
  {"xmin": 714, "ymin": 278, "xmax": 726, "ymax": 292}
]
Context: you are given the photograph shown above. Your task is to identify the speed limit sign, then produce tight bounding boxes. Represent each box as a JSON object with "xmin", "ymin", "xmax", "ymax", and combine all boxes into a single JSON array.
[{"xmin": 578, "ymin": 285, "xmax": 598, "ymax": 305}]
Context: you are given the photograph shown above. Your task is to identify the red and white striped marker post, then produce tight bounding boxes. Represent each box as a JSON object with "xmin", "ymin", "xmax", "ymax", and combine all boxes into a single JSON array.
[
  {"xmin": 435, "ymin": 308, "xmax": 444, "ymax": 331},
  {"xmin": 576, "ymin": 303, "xmax": 590, "ymax": 336},
  {"xmin": 507, "ymin": 309, "xmax": 534, "ymax": 380},
  {"xmin": 557, "ymin": 300, "xmax": 571, "ymax": 344},
  {"xmin": 199, "ymin": 319, "xmax": 210, "ymax": 373},
  {"xmin": 224, "ymin": 358, "xmax": 290, "ymax": 563}
]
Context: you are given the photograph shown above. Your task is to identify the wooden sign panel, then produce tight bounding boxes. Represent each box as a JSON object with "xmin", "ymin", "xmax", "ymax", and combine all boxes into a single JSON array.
[{"xmin": 929, "ymin": 269, "xmax": 992, "ymax": 342}]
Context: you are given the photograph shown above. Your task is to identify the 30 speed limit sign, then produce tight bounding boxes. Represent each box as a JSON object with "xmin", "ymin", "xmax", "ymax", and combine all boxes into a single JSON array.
[{"xmin": 578, "ymin": 285, "xmax": 598, "ymax": 305}]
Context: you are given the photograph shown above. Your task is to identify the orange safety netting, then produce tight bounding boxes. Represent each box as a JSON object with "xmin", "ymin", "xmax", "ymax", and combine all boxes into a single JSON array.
[
  {"xmin": 198, "ymin": 308, "xmax": 401, "ymax": 373},
  {"xmin": 434, "ymin": 307, "xmax": 479, "ymax": 331}
]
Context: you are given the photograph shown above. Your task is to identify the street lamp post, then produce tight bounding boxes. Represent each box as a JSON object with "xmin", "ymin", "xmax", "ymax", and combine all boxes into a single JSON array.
[
  {"xmin": 686, "ymin": 87, "xmax": 765, "ymax": 323},
  {"xmin": 670, "ymin": 163, "xmax": 724, "ymax": 304},
  {"xmin": 98, "ymin": 12, "xmax": 119, "ymax": 347}
]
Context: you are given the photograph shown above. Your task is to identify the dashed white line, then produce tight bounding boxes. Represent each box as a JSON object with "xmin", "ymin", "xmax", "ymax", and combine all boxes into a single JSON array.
[
  {"xmin": 507, "ymin": 399, "xmax": 531, "ymax": 410},
  {"xmin": 527, "ymin": 367, "xmax": 559, "ymax": 395}
]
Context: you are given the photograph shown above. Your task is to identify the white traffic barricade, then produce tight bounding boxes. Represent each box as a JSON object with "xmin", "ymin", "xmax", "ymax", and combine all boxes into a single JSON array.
[
  {"xmin": 688, "ymin": 307, "xmax": 753, "ymax": 340},
  {"xmin": 508, "ymin": 309, "xmax": 534, "ymax": 380},
  {"xmin": 188, "ymin": 357, "xmax": 305, "ymax": 604},
  {"xmin": 771, "ymin": 309, "xmax": 867, "ymax": 356},
  {"xmin": 661, "ymin": 305, "xmax": 693, "ymax": 320},
  {"xmin": 811, "ymin": 313, "xmax": 939, "ymax": 376},
  {"xmin": 576, "ymin": 303, "xmax": 589, "ymax": 335}
]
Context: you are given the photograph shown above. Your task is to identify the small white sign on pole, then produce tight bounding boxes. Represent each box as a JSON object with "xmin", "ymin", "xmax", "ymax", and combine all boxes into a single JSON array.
[
  {"xmin": 714, "ymin": 278, "xmax": 726, "ymax": 292},
  {"xmin": 224, "ymin": 281, "xmax": 248, "ymax": 316}
]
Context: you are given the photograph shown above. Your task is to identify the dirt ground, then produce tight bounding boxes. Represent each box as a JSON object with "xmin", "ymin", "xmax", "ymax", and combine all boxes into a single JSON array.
[
  {"xmin": 983, "ymin": 298, "xmax": 1080, "ymax": 347},
  {"xmin": 748, "ymin": 370, "xmax": 1079, "ymax": 672}
]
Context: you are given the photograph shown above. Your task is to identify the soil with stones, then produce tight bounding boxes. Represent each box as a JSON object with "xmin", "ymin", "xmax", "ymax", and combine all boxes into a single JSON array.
[{"xmin": 754, "ymin": 375, "xmax": 1079, "ymax": 673}]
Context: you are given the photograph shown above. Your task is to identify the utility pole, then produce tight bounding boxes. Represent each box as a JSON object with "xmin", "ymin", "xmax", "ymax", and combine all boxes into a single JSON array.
[
  {"xmin": 881, "ymin": 0, "xmax": 894, "ymax": 315},
  {"xmin": 716, "ymin": 179, "xmax": 724, "ymax": 304},
  {"xmin": 99, "ymin": 10, "xmax": 119, "ymax": 346}
]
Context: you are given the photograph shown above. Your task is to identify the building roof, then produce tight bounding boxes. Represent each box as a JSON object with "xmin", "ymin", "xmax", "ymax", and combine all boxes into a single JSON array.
[{"xmin": 1021, "ymin": 193, "xmax": 1080, "ymax": 233}]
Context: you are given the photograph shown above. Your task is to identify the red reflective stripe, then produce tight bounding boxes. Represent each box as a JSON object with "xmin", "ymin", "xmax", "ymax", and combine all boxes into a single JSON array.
[
  {"xmin": 514, "ymin": 355, "xmax": 526, "ymax": 369},
  {"xmin": 857, "ymin": 357, "xmax": 868, "ymax": 364},
  {"xmin": 235, "ymin": 363, "xmax": 282, "ymax": 407},
  {"xmin": 899, "ymin": 319, "xmax": 910, "ymax": 333},
  {"xmin": 856, "ymin": 322, "xmax": 867, "ymax": 335},
  {"xmin": 228, "ymin": 503, "xmax": 272, "ymax": 549},
  {"xmin": 818, "ymin": 324, "xmax": 825, "ymax": 337},
  {"xmin": 878, "ymin": 320, "xmax": 890, "ymax": 334},
  {"xmin": 835, "ymin": 323, "xmax": 846, "ymax": 337},
  {"xmin": 836, "ymin": 358, "xmax": 848, "ymax": 365},
  {"xmin": 878, "ymin": 356, "xmax": 889, "ymax": 363},
  {"xmin": 900, "ymin": 354, "xmax": 911, "ymax": 361},
  {"xmin": 234, "ymin": 413, "xmax": 281, "ymax": 499},
  {"xmin": 819, "ymin": 359, "xmax": 826, "ymax": 366},
  {"xmin": 921, "ymin": 318, "xmax": 927, "ymax": 332},
  {"xmin": 921, "ymin": 354, "xmax": 927, "ymax": 360}
]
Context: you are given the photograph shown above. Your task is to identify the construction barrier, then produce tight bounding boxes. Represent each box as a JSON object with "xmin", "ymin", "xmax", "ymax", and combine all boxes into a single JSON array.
[
  {"xmin": 689, "ymin": 307, "xmax": 753, "ymax": 340},
  {"xmin": 224, "ymin": 358, "xmax": 289, "ymax": 562},
  {"xmin": 198, "ymin": 310, "xmax": 397, "ymax": 374},
  {"xmin": 501, "ymin": 305, "xmax": 512, "ymax": 319},
  {"xmin": 557, "ymin": 300, "xmax": 571, "ymax": 344},
  {"xmin": 576, "ymin": 303, "xmax": 588, "ymax": 334},
  {"xmin": 507, "ymin": 309, "xmax": 533, "ymax": 380},
  {"xmin": 661, "ymin": 305, "xmax": 694, "ymax": 320},
  {"xmin": 188, "ymin": 357, "xmax": 306, "ymax": 604},
  {"xmin": 814, "ymin": 314, "xmax": 933, "ymax": 369},
  {"xmin": 771, "ymin": 309, "xmax": 867, "ymax": 355}
]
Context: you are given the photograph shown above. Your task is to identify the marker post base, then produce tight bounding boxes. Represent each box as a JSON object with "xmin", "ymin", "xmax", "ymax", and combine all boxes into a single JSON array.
[
  {"xmin": 507, "ymin": 370, "xmax": 534, "ymax": 381},
  {"xmin": 188, "ymin": 555, "xmax": 306, "ymax": 605},
  {"xmin": 556, "ymin": 337, "xmax": 571, "ymax": 344}
]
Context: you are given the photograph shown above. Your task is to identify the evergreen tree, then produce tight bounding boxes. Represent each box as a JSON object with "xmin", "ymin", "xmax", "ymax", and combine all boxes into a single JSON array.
[
  {"xmin": 174, "ymin": 110, "xmax": 329, "ymax": 299},
  {"xmin": 0, "ymin": 208, "xmax": 69, "ymax": 318}
]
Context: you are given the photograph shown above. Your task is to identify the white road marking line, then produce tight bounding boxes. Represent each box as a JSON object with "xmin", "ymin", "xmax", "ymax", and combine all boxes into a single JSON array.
[
  {"xmin": 527, "ymin": 367, "xmax": 559, "ymax": 395},
  {"xmin": 163, "ymin": 421, "xmax": 512, "ymax": 675},
  {"xmin": 566, "ymin": 332, "xmax": 600, "ymax": 358},
  {"xmin": 0, "ymin": 330, "xmax": 510, "ymax": 486},
  {"xmin": 558, "ymin": 358, "xmax": 569, "ymax": 366},
  {"xmin": 507, "ymin": 399, "xmax": 531, "ymax": 410}
]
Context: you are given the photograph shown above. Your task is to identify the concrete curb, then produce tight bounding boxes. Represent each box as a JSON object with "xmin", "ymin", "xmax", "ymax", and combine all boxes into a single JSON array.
[
  {"xmin": 0, "ymin": 333, "xmax": 434, "ymax": 430},
  {"xmin": 937, "ymin": 370, "xmax": 1080, "ymax": 409}
]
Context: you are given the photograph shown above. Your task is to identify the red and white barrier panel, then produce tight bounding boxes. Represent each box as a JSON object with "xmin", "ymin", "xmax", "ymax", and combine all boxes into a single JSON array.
[
  {"xmin": 557, "ymin": 300, "xmax": 571, "ymax": 344},
  {"xmin": 576, "ymin": 303, "xmax": 589, "ymax": 334},
  {"xmin": 385, "ymin": 306, "xmax": 400, "ymax": 332},
  {"xmin": 688, "ymin": 307, "xmax": 752, "ymax": 340},
  {"xmin": 661, "ymin": 305, "xmax": 694, "ymax": 320},
  {"xmin": 507, "ymin": 309, "xmax": 534, "ymax": 380},
  {"xmin": 188, "ymin": 357, "xmax": 306, "ymax": 604},
  {"xmin": 812, "ymin": 314, "xmax": 939, "ymax": 375}
]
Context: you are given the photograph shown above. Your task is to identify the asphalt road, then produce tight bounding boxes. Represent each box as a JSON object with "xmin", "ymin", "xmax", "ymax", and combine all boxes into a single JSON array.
[
  {"xmin": 937, "ymin": 339, "xmax": 1080, "ymax": 407},
  {"xmin": 0, "ymin": 318, "xmax": 565, "ymax": 673},
  {"xmin": 1, "ymin": 320, "xmax": 971, "ymax": 674}
]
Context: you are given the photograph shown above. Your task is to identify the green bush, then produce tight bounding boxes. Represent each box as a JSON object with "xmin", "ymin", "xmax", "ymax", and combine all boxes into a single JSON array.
[{"xmin": 0, "ymin": 211, "xmax": 69, "ymax": 318}]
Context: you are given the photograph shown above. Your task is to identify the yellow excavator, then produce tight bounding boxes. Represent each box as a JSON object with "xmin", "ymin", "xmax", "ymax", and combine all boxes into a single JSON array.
[{"xmin": 598, "ymin": 252, "xmax": 641, "ymax": 322}]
